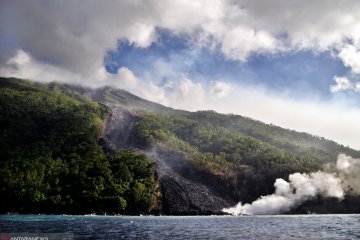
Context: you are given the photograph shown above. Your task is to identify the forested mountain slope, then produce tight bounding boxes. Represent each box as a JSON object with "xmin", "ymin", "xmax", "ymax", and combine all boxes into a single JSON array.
[
  {"xmin": 0, "ymin": 78, "xmax": 157, "ymax": 214},
  {"xmin": 1, "ymin": 77, "xmax": 359, "ymax": 214}
]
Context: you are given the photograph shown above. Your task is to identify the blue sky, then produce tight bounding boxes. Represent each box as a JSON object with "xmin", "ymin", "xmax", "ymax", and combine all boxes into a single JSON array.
[
  {"xmin": 1, "ymin": 0, "xmax": 360, "ymax": 149},
  {"xmin": 105, "ymin": 30, "xmax": 350, "ymax": 101}
]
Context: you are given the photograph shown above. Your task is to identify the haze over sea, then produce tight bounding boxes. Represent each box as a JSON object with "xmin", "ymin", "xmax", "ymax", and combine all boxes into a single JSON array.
[{"xmin": 1, "ymin": 214, "xmax": 359, "ymax": 239}]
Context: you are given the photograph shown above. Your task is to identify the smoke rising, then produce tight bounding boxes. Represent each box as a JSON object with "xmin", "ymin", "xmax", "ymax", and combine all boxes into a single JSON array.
[
  {"xmin": 223, "ymin": 172, "xmax": 344, "ymax": 215},
  {"xmin": 223, "ymin": 153, "xmax": 360, "ymax": 215},
  {"xmin": 336, "ymin": 154, "xmax": 360, "ymax": 194},
  {"xmin": 336, "ymin": 153, "xmax": 360, "ymax": 173}
]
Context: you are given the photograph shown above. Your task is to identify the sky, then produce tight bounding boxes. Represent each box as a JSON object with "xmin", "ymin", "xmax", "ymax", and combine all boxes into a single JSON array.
[{"xmin": 1, "ymin": 0, "xmax": 360, "ymax": 149}]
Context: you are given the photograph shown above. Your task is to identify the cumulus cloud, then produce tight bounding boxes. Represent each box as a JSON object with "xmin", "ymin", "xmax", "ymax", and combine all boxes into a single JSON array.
[
  {"xmin": 105, "ymin": 67, "xmax": 167, "ymax": 103},
  {"xmin": 330, "ymin": 75, "xmax": 360, "ymax": 93},
  {"xmin": 168, "ymin": 77, "xmax": 205, "ymax": 111},
  {"xmin": 0, "ymin": 50, "xmax": 85, "ymax": 83},
  {"xmin": 3, "ymin": 0, "xmax": 360, "ymax": 75},
  {"xmin": 338, "ymin": 45, "xmax": 360, "ymax": 74},
  {"xmin": 219, "ymin": 26, "xmax": 278, "ymax": 61},
  {"xmin": 0, "ymin": 1, "xmax": 159, "ymax": 73},
  {"xmin": 330, "ymin": 76, "xmax": 353, "ymax": 93},
  {"xmin": 209, "ymin": 81, "xmax": 232, "ymax": 98}
]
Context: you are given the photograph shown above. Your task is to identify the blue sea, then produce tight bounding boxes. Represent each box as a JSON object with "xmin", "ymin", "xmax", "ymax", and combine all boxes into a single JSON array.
[{"xmin": 0, "ymin": 214, "xmax": 359, "ymax": 239}]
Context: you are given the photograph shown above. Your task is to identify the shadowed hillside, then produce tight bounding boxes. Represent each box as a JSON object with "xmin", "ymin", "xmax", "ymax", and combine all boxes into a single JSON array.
[{"xmin": 0, "ymin": 78, "xmax": 157, "ymax": 214}]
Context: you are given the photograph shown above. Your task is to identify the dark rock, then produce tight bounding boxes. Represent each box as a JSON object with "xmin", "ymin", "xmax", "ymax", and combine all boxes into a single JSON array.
[
  {"xmin": 100, "ymin": 104, "xmax": 236, "ymax": 215},
  {"xmin": 146, "ymin": 147, "xmax": 236, "ymax": 215}
]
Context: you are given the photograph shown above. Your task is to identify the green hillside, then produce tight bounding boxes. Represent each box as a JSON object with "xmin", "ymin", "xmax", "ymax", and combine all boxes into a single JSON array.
[
  {"xmin": 70, "ymin": 80, "xmax": 360, "ymax": 204},
  {"xmin": 0, "ymin": 78, "xmax": 156, "ymax": 214},
  {"xmin": 91, "ymin": 86, "xmax": 359, "ymax": 163},
  {"xmin": 135, "ymin": 113, "xmax": 316, "ymax": 201},
  {"xmin": 189, "ymin": 111, "xmax": 360, "ymax": 162},
  {"xmin": 1, "ymin": 77, "xmax": 359, "ymax": 214}
]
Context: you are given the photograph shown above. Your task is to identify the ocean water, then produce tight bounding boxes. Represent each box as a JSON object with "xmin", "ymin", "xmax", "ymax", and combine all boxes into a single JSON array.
[{"xmin": 0, "ymin": 214, "xmax": 359, "ymax": 239}]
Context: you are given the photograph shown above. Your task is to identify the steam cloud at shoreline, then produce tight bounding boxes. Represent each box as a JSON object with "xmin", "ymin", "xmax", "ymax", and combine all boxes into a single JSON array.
[
  {"xmin": 223, "ymin": 153, "xmax": 360, "ymax": 215},
  {"xmin": 337, "ymin": 154, "xmax": 360, "ymax": 194}
]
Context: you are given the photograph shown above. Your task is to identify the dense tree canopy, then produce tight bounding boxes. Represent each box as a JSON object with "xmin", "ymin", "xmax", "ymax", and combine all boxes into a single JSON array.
[
  {"xmin": 0, "ymin": 78, "xmax": 156, "ymax": 214},
  {"xmin": 134, "ymin": 113, "xmax": 325, "ymax": 202},
  {"xmin": 2, "ymin": 77, "xmax": 359, "ymax": 213}
]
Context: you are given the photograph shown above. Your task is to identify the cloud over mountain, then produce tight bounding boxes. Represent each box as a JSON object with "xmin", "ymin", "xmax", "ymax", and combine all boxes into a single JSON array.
[{"xmin": 1, "ymin": 0, "xmax": 360, "ymax": 148}]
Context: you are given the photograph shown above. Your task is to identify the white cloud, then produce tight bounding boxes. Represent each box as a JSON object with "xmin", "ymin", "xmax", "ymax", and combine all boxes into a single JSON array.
[
  {"xmin": 168, "ymin": 77, "xmax": 205, "ymax": 111},
  {"xmin": 338, "ymin": 45, "xmax": 360, "ymax": 74},
  {"xmin": 209, "ymin": 81, "xmax": 232, "ymax": 98},
  {"xmin": 103, "ymin": 67, "xmax": 167, "ymax": 103},
  {"xmin": 356, "ymin": 82, "xmax": 360, "ymax": 93},
  {"xmin": 330, "ymin": 76, "xmax": 353, "ymax": 93},
  {"xmin": 0, "ymin": 50, "xmax": 84, "ymax": 83},
  {"xmin": 2, "ymin": 0, "xmax": 360, "ymax": 149},
  {"xmin": 330, "ymin": 75, "xmax": 360, "ymax": 94},
  {"xmin": 111, "ymin": 67, "xmax": 138, "ymax": 89},
  {"xmin": 220, "ymin": 26, "xmax": 279, "ymax": 61},
  {"xmin": 2, "ymin": 0, "xmax": 360, "ymax": 74},
  {"xmin": 0, "ymin": 49, "xmax": 205, "ymax": 111},
  {"xmin": 127, "ymin": 23, "xmax": 156, "ymax": 48}
]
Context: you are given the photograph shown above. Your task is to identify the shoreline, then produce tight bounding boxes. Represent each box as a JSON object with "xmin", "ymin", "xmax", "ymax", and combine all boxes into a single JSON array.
[{"xmin": 1, "ymin": 213, "xmax": 360, "ymax": 218}]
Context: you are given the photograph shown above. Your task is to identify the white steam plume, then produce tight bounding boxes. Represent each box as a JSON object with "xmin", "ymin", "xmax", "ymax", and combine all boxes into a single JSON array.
[
  {"xmin": 224, "ymin": 153, "xmax": 360, "ymax": 215},
  {"xmin": 336, "ymin": 153, "xmax": 360, "ymax": 194},
  {"xmin": 223, "ymin": 171, "xmax": 344, "ymax": 215}
]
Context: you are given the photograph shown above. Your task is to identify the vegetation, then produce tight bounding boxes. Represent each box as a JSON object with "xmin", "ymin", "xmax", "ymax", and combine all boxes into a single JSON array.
[
  {"xmin": 0, "ymin": 78, "xmax": 156, "ymax": 214},
  {"xmin": 1, "ymin": 77, "xmax": 359, "ymax": 213},
  {"xmin": 134, "ymin": 111, "xmax": 358, "ymax": 202},
  {"xmin": 136, "ymin": 113, "xmax": 320, "ymax": 172},
  {"xmin": 188, "ymin": 111, "xmax": 360, "ymax": 162}
]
